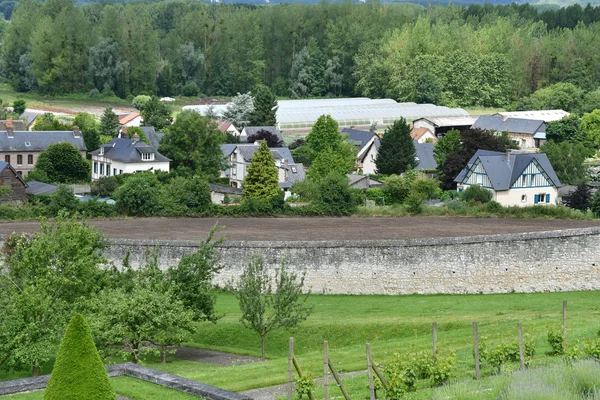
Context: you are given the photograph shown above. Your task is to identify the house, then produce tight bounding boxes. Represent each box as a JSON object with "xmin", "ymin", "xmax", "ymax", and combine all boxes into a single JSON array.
[
  {"xmin": 412, "ymin": 116, "xmax": 477, "ymax": 138},
  {"xmin": 90, "ymin": 134, "xmax": 170, "ymax": 181},
  {"xmin": 0, "ymin": 121, "xmax": 86, "ymax": 177},
  {"xmin": 454, "ymin": 150, "xmax": 561, "ymax": 207},
  {"xmin": 118, "ymin": 112, "xmax": 142, "ymax": 127},
  {"xmin": 215, "ymin": 120, "xmax": 240, "ymax": 137},
  {"xmin": 347, "ymin": 174, "xmax": 384, "ymax": 190},
  {"xmin": 240, "ymin": 126, "xmax": 283, "ymax": 143},
  {"xmin": 21, "ymin": 112, "xmax": 39, "ymax": 130},
  {"xmin": 228, "ymin": 143, "xmax": 305, "ymax": 197},
  {"xmin": 209, "ymin": 183, "xmax": 243, "ymax": 205},
  {"xmin": 472, "ymin": 115, "xmax": 546, "ymax": 149},
  {"xmin": 0, "ymin": 161, "xmax": 27, "ymax": 203},
  {"xmin": 140, "ymin": 126, "xmax": 165, "ymax": 149},
  {"xmin": 410, "ymin": 127, "xmax": 438, "ymax": 144},
  {"xmin": 220, "ymin": 143, "xmax": 238, "ymax": 178},
  {"xmin": 414, "ymin": 141, "xmax": 437, "ymax": 174},
  {"xmin": 494, "ymin": 110, "xmax": 569, "ymax": 123},
  {"xmin": 341, "ymin": 128, "xmax": 379, "ymax": 174},
  {"xmin": 26, "ymin": 180, "xmax": 58, "ymax": 196}
]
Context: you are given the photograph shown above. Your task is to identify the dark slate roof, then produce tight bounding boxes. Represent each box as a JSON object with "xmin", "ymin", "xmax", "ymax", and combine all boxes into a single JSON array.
[
  {"xmin": 341, "ymin": 128, "xmax": 377, "ymax": 149},
  {"xmin": 472, "ymin": 115, "xmax": 545, "ymax": 135},
  {"xmin": 242, "ymin": 126, "xmax": 284, "ymax": 143},
  {"xmin": 0, "ymin": 161, "xmax": 27, "ymax": 188},
  {"xmin": 141, "ymin": 126, "xmax": 165, "ymax": 149},
  {"xmin": 0, "ymin": 131, "xmax": 86, "ymax": 152},
  {"xmin": 21, "ymin": 112, "xmax": 39, "ymax": 127},
  {"xmin": 236, "ymin": 145, "xmax": 295, "ymax": 164},
  {"xmin": 414, "ymin": 141, "xmax": 437, "ymax": 171},
  {"xmin": 279, "ymin": 163, "xmax": 305, "ymax": 189},
  {"xmin": 26, "ymin": 180, "xmax": 56, "ymax": 195},
  {"xmin": 221, "ymin": 144, "xmax": 237, "ymax": 159},
  {"xmin": 346, "ymin": 174, "xmax": 384, "ymax": 189},
  {"xmin": 90, "ymin": 138, "xmax": 170, "ymax": 163},
  {"xmin": 209, "ymin": 183, "xmax": 242, "ymax": 195},
  {"xmin": 454, "ymin": 150, "xmax": 561, "ymax": 190}
]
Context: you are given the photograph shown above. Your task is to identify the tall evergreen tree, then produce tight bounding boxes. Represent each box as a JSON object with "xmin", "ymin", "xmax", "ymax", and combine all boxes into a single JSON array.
[
  {"xmin": 243, "ymin": 141, "xmax": 279, "ymax": 201},
  {"xmin": 44, "ymin": 314, "xmax": 116, "ymax": 400},
  {"xmin": 249, "ymin": 86, "xmax": 277, "ymax": 126},
  {"xmin": 140, "ymin": 96, "xmax": 172, "ymax": 130},
  {"xmin": 375, "ymin": 118, "xmax": 416, "ymax": 175},
  {"xmin": 305, "ymin": 115, "xmax": 355, "ymax": 180},
  {"xmin": 99, "ymin": 107, "xmax": 120, "ymax": 137}
]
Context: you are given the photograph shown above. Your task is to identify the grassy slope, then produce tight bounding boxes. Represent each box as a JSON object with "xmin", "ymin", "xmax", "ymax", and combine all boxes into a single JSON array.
[
  {"xmin": 156, "ymin": 291, "xmax": 600, "ymax": 393},
  {"xmin": 2, "ymin": 377, "xmax": 201, "ymax": 399}
]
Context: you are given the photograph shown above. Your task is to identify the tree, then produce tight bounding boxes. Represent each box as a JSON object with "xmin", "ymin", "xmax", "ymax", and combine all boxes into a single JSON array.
[
  {"xmin": 44, "ymin": 314, "xmax": 116, "ymax": 400},
  {"xmin": 246, "ymin": 129, "xmax": 283, "ymax": 147},
  {"xmin": 461, "ymin": 184, "xmax": 492, "ymax": 204},
  {"xmin": 12, "ymin": 99, "xmax": 26, "ymax": 115},
  {"xmin": 243, "ymin": 141, "xmax": 279, "ymax": 201},
  {"xmin": 140, "ymin": 96, "xmax": 172, "ymax": 130},
  {"xmin": 290, "ymin": 38, "xmax": 325, "ymax": 98},
  {"xmin": 88, "ymin": 37, "xmax": 128, "ymax": 97},
  {"xmin": 99, "ymin": 107, "xmax": 120, "ymax": 137},
  {"xmin": 581, "ymin": 110, "xmax": 600, "ymax": 148},
  {"xmin": 314, "ymin": 173, "xmax": 358, "ymax": 215},
  {"xmin": 232, "ymin": 256, "xmax": 312, "ymax": 359},
  {"xmin": 28, "ymin": 142, "xmax": 89, "ymax": 183},
  {"xmin": 32, "ymin": 113, "xmax": 69, "ymax": 131},
  {"xmin": 132, "ymin": 95, "xmax": 151, "ymax": 111},
  {"xmin": 304, "ymin": 115, "xmax": 355, "ymax": 179},
  {"xmin": 160, "ymin": 176, "xmax": 212, "ymax": 216},
  {"xmin": 564, "ymin": 183, "xmax": 591, "ymax": 211},
  {"xmin": 375, "ymin": 119, "xmax": 416, "ymax": 175},
  {"xmin": 74, "ymin": 112, "xmax": 100, "ymax": 154},
  {"xmin": 546, "ymin": 116, "xmax": 584, "ymax": 144},
  {"xmin": 222, "ymin": 92, "xmax": 254, "ymax": 127},
  {"xmin": 528, "ymin": 83, "xmax": 584, "ymax": 113},
  {"xmin": 309, "ymin": 148, "xmax": 354, "ymax": 181},
  {"xmin": 248, "ymin": 86, "xmax": 277, "ymax": 126},
  {"xmin": 158, "ymin": 110, "xmax": 224, "ymax": 180},
  {"xmin": 441, "ymin": 129, "xmax": 507, "ymax": 190},
  {"xmin": 590, "ymin": 189, "xmax": 600, "ymax": 217},
  {"xmin": 539, "ymin": 141, "xmax": 588, "ymax": 185},
  {"xmin": 433, "ymin": 129, "xmax": 461, "ymax": 174},
  {"xmin": 0, "ymin": 216, "xmax": 106, "ymax": 376},
  {"xmin": 113, "ymin": 173, "xmax": 160, "ymax": 216},
  {"xmin": 48, "ymin": 185, "xmax": 79, "ymax": 216}
]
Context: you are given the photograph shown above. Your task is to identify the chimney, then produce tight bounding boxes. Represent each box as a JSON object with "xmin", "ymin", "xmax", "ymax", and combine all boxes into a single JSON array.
[
  {"xmin": 73, "ymin": 126, "xmax": 81, "ymax": 138},
  {"xmin": 6, "ymin": 118, "xmax": 13, "ymax": 138},
  {"xmin": 132, "ymin": 132, "xmax": 140, "ymax": 143},
  {"xmin": 283, "ymin": 159, "xmax": 289, "ymax": 182}
]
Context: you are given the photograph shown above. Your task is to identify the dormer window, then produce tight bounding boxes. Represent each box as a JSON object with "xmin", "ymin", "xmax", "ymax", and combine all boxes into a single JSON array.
[
  {"xmin": 291, "ymin": 166, "xmax": 297, "ymax": 173},
  {"xmin": 142, "ymin": 152, "xmax": 154, "ymax": 161},
  {"xmin": 99, "ymin": 147, "xmax": 104, "ymax": 155}
]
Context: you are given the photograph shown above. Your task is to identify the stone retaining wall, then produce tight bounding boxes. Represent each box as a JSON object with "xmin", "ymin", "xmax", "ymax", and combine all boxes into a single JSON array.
[{"xmin": 104, "ymin": 227, "xmax": 600, "ymax": 295}]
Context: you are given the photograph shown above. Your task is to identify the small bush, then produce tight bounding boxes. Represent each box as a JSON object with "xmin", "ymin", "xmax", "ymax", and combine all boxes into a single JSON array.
[
  {"xmin": 113, "ymin": 174, "xmax": 161, "ymax": 216},
  {"xmin": 91, "ymin": 176, "xmax": 120, "ymax": 197},
  {"xmin": 461, "ymin": 185, "xmax": 492, "ymax": 204},
  {"xmin": 405, "ymin": 192, "xmax": 424, "ymax": 214},
  {"xmin": 48, "ymin": 185, "xmax": 79, "ymax": 216},
  {"xmin": 485, "ymin": 200, "xmax": 503, "ymax": 213},
  {"xmin": 548, "ymin": 329, "xmax": 565, "ymax": 355},
  {"xmin": 295, "ymin": 372, "xmax": 315, "ymax": 397}
]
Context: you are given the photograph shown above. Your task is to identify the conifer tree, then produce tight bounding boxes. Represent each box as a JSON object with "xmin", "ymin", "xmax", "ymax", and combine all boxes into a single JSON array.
[
  {"xmin": 249, "ymin": 86, "xmax": 277, "ymax": 126},
  {"xmin": 243, "ymin": 141, "xmax": 279, "ymax": 201},
  {"xmin": 375, "ymin": 118, "xmax": 416, "ymax": 175},
  {"xmin": 44, "ymin": 313, "xmax": 116, "ymax": 400},
  {"xmin": 99, "ymin": 107, "xmax": 120, "ymax": 137}
]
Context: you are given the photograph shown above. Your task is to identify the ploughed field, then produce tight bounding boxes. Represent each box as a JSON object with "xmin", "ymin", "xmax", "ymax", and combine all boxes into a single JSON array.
[{"xmin": 0, "ymin": 217, "xmax": 599, "ymax": 241}]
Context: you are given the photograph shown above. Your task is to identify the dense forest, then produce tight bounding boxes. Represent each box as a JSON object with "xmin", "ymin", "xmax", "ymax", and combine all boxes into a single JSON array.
[{"xmin": 3, "ymin": 0, "xmax": 600, "ymax": 112}]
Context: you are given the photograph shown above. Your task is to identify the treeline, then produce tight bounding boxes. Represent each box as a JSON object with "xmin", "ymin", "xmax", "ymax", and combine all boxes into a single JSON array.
[{"xmin": 3, "ymin": 0, "xmax": 600, "ymax": 108}]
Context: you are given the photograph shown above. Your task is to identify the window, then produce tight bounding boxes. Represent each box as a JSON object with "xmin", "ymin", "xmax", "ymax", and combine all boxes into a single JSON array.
[
  {"xmin": 4, "ymin": 155, "xmax": 9, "ymax": 163},
  {"xmin": 16, "ymin": 155, "xmax": 22, "ymax": 165},
  {"xmin": 521, "ymin": 194, "xmax": 527, "ymax": 203},
  {"xmin": 141, "ymin": 152, "xmax": 154, "ymax": 161},
  {"xmin": 27, "ymin": 155, "xmax": 33, "ymax": 165},
  {"xmin": 113, "ymin": 168, "xmax": 117, "ymax": 176},
  {"xmin": 106, "ymin": 167, "xmax": 110, "ymax": 176},
  {"xmin": 232, "ymin": 168, "xmax": 237, "ymax": 176},
  {"xmin": 100, "ymin": 164, "xmax": 104, "ymax": 175},
  {"xmin": 119, "ymin": 169, "xmax": 123, "ymax": 174},
  {"xmin": 291, "ymin": 166, "xmax": 297, "ymax": 173}
]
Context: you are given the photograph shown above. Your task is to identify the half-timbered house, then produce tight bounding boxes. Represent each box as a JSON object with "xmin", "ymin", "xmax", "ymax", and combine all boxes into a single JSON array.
[{"xmin": 454, "ymin": 150, "xmax": 561, "ymax": 207}]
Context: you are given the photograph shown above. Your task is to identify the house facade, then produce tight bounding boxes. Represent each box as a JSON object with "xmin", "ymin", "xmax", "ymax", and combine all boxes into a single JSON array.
[
  {"xmin": 90, "ymin": 134, "xmax": 170, "ymax": 181},
  {"xmin": 455, "ymin": 150, "xmax": 561, "ymax": 207},
  {"xmin": 0, "ymin": 161, "xmax": 27, "ymax": 203},
  {"xmin": 228, "ymin": 143, "xmax": 305, "ymax": 196},
  {"xmin": 412, "ymin": 116, "xmax": 477, "ymax": 138},
  {"xmin": 0, "ymin": 122, "xmax": 86, "ymax": 177},
  {"xmin": 341, "ymin": 128, "xmax": 379, "ymax": 174},
  {"xmin": 215, "ymin": 120, "xmax": 240, "ymax": 137},
  {"xmin": 118, "ymin": 112, "xmax": 142, "ymax": 127},
  {"xmin": 472, "ymin": 115, "xmax": 546, "ymax": 149}
]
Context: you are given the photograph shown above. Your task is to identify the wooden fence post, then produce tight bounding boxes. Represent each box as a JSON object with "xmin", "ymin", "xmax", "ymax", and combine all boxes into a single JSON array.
[
  {"xmin": 473, "ymin": 322, "xmax": 480, "ymax": 380},
  {"xmin": 288, "ymin": 337, "xmax": 294, "ymax": 400},
  {"xmin": 563, "ymin": 300, "xmax": 568, "ymax": 347},
  {"xmin": 366, "ymin": 343, "xmax": 375, "ymax": 400},
  {"xmin": 433, "ymin": 322, "xmax": 438, "ymax": 362},
  {"xmin": 328, "ymin": 357, "xmax": 351, "ymax": 400},
  {"xmin": 324, "ymin": 341, "xmax": 329, "ymax": 400},
  {"xmin": 518, "ymin": 322, "xmax": 525, "ymax": 371}
]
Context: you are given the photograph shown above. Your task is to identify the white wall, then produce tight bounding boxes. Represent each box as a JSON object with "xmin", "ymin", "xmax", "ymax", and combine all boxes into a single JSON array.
[
  {"xmin": 92, "ymin": 155, "xmax": 169, "ymax": 181},
  {"xmin": 360, "ymin": 145, "xmax": 378, "ymax": 175},
  {"xmin": 458, "ymin": 184, "xmax": 559, "ymax": 207},
  {"xmin": 412, "ymin": 120, "xmax": 435, "ymax": 132}
]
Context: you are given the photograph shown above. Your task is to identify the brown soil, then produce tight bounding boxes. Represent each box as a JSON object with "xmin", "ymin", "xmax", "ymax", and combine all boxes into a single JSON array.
[
  {"xmin": 0, "ymin": 217, "xmax": 598, "ymax": 241},
  {"xmin": 172, "ymin": 347, "xmax": 262, "ymax": 366}
]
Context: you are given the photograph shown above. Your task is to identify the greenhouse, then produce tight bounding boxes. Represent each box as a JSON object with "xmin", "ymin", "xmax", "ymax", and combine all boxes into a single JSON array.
[{"xmin": 183, "ymin": 98, "xmax": 469, "ymax": 131}]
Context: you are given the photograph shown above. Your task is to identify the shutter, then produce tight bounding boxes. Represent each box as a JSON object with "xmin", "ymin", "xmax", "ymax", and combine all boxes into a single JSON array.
[
  {"xmin": 546, "ymin": 193, "xmax": 550, "ymax": 203},
  {"xmin": 534, "ymin": 194, "xmax": 539, "ymax": 204}
]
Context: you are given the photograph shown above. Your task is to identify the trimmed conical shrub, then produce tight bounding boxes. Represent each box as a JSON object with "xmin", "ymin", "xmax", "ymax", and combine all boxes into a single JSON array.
[{"xmin": 44, "ymin": 313, "xmax": 116, "ymax": 400}]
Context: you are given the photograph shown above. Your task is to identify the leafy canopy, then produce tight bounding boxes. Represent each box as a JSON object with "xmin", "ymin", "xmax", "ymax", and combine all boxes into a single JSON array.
[
  {"xmin": 249, "ymin": 86, "xmax": 277, "ymax": 126},
  {"xmin": 375, "ymin": 118, "xmax": 416, "ymax": 175},
  {"xmin": 27, "ymin": 142, "xmax": 89, "ymax": 184},
  {"xmin": 243, "ymin": 141, "xmax": 280, "ymax": 201}
]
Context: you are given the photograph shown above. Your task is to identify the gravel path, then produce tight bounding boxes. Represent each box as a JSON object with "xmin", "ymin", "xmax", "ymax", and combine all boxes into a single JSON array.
[
  {"xmin": 241, "ymin": 370, "xmax": 366, "ymax": 400},
  {"xmin": 173, "ymin": 347, "xmax": 262, "ymax": 366},
  {"xmin": 0, "ymin": 217, "xmax": 598, "ymax": 242}
]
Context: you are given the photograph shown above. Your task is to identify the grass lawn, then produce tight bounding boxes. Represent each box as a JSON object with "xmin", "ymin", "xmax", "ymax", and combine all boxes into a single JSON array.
[
  {"xmin": 158, "ymin": 291, "xmax": 600, "ymax": 395},
  {"xmin": 2, "ymin": 377, "xmax": 202, "ymax": 399}
]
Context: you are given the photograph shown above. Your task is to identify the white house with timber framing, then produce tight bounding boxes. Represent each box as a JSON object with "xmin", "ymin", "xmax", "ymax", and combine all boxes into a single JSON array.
[{"xmin": 454, "ymin": 150, "xmax": 561, "ymax": 207}]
